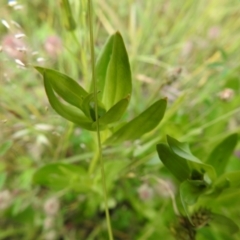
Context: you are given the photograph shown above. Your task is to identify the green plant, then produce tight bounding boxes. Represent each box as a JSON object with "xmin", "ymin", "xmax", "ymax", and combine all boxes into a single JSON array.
[
  {"xmin": 157, "ymin": 133, "xmax": 239, "ymax": 239},
  {"xmin": 34, "ymin": 1, "xmax": 167, "ymax": 239},
  {"xmin": 1, "ymin": 0, "xmax": 240, "ymax": 239}
]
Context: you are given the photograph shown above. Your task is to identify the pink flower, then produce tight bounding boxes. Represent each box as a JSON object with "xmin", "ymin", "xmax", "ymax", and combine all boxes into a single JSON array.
[
  {"xmin": 137, "ymin": 183, "xmax": 154, "ymax": 201},
  {"xmin": 208, "ymin": 26, "xmax": 221, "ymax": 40},
  {"xmin": 1, "ymin": 34, "xmax": 27, "ymax": 61},
  {"xmin": 44, "ymin": 35, "xmax": 62, "ymax": 59},
  {"xmin": 44, "ymin": 197, "xmax": 60, "ymax": 216}
]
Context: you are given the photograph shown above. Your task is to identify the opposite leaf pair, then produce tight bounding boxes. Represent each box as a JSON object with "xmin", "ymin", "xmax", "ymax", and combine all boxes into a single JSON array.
[{"xmin": 36, "ymin": 32, "xmax": 167, "ymax": 144}]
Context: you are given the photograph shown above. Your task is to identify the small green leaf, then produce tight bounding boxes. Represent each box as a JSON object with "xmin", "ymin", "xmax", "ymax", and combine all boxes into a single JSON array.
[
  {"xmin": 106, "ymin": 98, "xmax": 167, "ymax": 143},
  {"xmin": 167, "ymin": 135, "xmax": 200, "ymax": 162},
  {"xmin": 167, "ymin": 135, "xmax": 216, "ymax": 181},
  {"xmin": 103, "ymin": 32, "xmax": 132, "ymax": 109},
  {"xmin": 156, "ymin": 143, "xmax": 190, "ymax": 182},
  {"xmin": 43, "ymin": 77, "xmax": 94, "ymax": 130},
  {"xmin": 98, "ymin": 97, "xmax": 129, "ymax": 125},
  {"xmin": 60, "ymin": 0, "xmax": 76, "ymax": 31},
  {"xmin": 35, "ymin": 67, "xmax": 88, "ymax": 109},
  {"xmin": 211, "ymin": 213, "xmax": 239, "ymax": 234},
  {"xmin": 206, "ymin": 133, "xmax": 238, "ymax": 176},
  {"xmin": 94, "ymin": 34, "xmax": 114, "ymax": 98},
  {"xmin": 94, "ymin": 32, "xmax": 132, "ymax": 110}
]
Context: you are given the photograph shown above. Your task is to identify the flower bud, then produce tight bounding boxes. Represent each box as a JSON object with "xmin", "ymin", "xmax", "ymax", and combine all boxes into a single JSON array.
[
  {"xmin": 137, "ymin": 183, "xmax": 154, "ymax": 201},
  {"xmin": 44, "ymin": 197, "xmax": 60, "ymax": 216}
]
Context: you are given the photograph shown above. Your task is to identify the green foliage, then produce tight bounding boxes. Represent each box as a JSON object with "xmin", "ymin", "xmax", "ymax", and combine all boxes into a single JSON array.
[
  {"xmin": 33, "ymin": 163, "xmax": 92, "ymax": 192},
  {"xmin": 157, "ymin": 143, "xmax": 190, "ymax": 182},
  {"xmin": 43, "ymin": 74, "xmax": 94, "ymax": 130},
  {"xmin": 106, "ymin": 98, "xmax": 167, "ymax": 144},
  {"xmin": 35, "ymin": 32, "xmax": 167, "ymax": 143},
  {"xmin": 94, "ymin": 32, "xmax": 132, "ymax": 110},
  {"xmin": 1, "ymin": 0, "xmax": 240, "ymax": 239},
  {"xmin": 206, "ymin": 133, "xmax": 238, "ymax": 176},
  {"xmin": 166, "ymin": 135, "xmax": 216, "ymax": 181},
  {"xmin": 157, "ymin": 134, "xmax": 239, "ymax": 238}
]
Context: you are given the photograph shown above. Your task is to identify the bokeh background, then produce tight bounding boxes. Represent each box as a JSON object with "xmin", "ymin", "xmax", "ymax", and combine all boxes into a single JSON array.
[{"xmin": 1, "ymin": 0, "xmax": 240, "ymax": 239}]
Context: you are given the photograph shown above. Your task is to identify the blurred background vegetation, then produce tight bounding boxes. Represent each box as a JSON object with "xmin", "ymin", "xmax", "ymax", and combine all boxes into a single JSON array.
[{"xmin": 0, "ymin": 0, "xmax": 240, "ymax": 239}]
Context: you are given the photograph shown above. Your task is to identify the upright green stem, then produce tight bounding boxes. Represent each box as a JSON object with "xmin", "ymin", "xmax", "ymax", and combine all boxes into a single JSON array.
[{"xmin": 87, "ymin": 1, "xmax": 114, "ymax": 239}]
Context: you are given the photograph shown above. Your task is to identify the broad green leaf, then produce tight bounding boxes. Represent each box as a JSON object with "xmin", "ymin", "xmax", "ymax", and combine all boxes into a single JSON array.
[
  {"xmin": 213, "ymin": 171, "xmax": 240, "ymax": 191},
  {"xmin": 106, "ymin": 98, "xmax": 167, "ymax": 143},
  {"xmin": 95, "ymin": 32, "xmax": 132, "ymax": 110},
  {"xmin": 167, "ymin": 135, "xmax": 216, "ymax": 181},
  {"xmin": 43, "ymin": 77, "xmax": 94, "ymax": 130},
  {"xmin": 206, "ymin": 133, "xmax": 238, "ymax": 176},
  {"xmin": 0, "ymin": 140, "xmax": 12, "ymax": 157},
  {"xmin": 35, "ymin": 66, "xmax": 88, "ymax": 109},
  {"xmin": 180, "ymin": 180, "xmax": 208, "ymax": 222},
  {"xmin": 211, "ymin": 213, "xmax": 239, "ymax": 234},
  {"xmin": 156, "ymin": 143, "xmax": 190, "ymax": 182},
  {"xmin": 94, "ymin": 34, "xmax": 114, "ymax": 98},
  {"xmin": 98, "ymin": 97, "xmax": 129, "ymax": 125},
  {"xmin": 60, "ymin": 0, "xmax": 76, "ymax": 31},
  {"xmin": 33, "ymin": 163, "xmax": 92, "ymax": 191}
]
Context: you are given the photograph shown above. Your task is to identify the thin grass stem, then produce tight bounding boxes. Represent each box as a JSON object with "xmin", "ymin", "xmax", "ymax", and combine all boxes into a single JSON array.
[{"xmin": 87, "ymin": 1, "xmax": 114, "ymax": 239}]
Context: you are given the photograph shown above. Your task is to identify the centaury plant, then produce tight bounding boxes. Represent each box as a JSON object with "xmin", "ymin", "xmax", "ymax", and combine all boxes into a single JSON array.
[{"xmin": 34, "ymin": 1, "xmax": 167, "ymax": 239}]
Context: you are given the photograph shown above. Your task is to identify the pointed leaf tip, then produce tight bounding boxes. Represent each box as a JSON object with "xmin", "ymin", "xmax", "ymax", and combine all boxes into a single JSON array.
[{"xmin": 106, "ymin": 98, "xmax": 167, "ymax": 143}]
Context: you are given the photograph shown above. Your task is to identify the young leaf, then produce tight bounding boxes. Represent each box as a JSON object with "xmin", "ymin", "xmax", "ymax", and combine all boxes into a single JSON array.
[
  {"xmin": 94, "ymin": 32, "xmax": 132, "ymax": 110},
  {"xmin": 167, "ymin": 135, "xmax": 200, "ymax": 162},
  {"xmin": 98, "ymin": 97, "xmax": 129, "ymax": 125},
  {"xmin": 106, "ymin": 98, "xmax": 167, "ymax": 143},
  {"xmin": 35, "ymin": 66, "xmax": 88, "ymax": 109},
  {"xmin": 104, "ymin": 32, "xmax": 132, "ymax": 109},
  {"xmin": 94, "ymin": 34, "xmax": 114, "ymax": 98},
  {"xmin": 156, "ymin": 143, "xmax": 190, "ymax": 182},
  {"xmin": 167, "ymin": 135, "xmax": 216, "ymax": 181},
  {"xmin": 206, "ymin": 133, "xmax": 238, "ymax": 176},
  {"xmin": 43, "ymin": 77, "xmax": 94, "ymax": 130}
]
